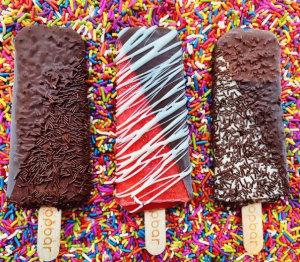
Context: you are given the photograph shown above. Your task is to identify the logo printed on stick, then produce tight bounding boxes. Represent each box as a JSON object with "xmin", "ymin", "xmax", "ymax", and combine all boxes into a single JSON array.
[
  {"xmin": 37, "ymin": 206, "xmax": 61, "ymax": 261},
  {"xmin": 145, "ymin": 209, "xmax": 166, "ymax": 255},
  {"xmin": 242, "ymin": 203, "xmax": 263, "ymax": 255},
  {"xmin": 247, "ymin": 205, "xmax": 258, "ymax": 246},
  {"xmin": 43, "ymin": 209, "xmax": 54, "ymax": 252},
  {"xmin": 150, "ymin": 211, "xmax": 160, "ymax": 245}
]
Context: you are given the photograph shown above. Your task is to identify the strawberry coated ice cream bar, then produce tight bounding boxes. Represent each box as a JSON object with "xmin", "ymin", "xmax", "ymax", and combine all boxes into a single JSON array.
[{"xmin": 115, "ymin": 26, "xmax": 193, "ymax": 213}]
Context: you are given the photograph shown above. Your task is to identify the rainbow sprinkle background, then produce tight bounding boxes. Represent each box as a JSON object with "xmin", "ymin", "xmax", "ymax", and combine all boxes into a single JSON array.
[{"xmin": 1, "ymin": 0, "xmax": 300, "ymax": 261}]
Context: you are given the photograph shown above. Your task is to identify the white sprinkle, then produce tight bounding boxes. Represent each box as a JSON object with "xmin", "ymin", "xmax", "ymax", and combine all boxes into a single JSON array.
[
  {"xmin": 270, "ymin": 17, "xmax": 278, "ymax": 29},
  {"xmin": 109, "ymin": 236, "xmax": 118, "ymax": 243},
  {"xmin": 104, "ymin": 178, "xmax": 116, "ymax": 184},
  {"xmin": 82, "ymin": 253, "xmax": 92, "ymax": 262},
  {"xmin": 89, "ymin": 5, "xmax": 95, "ymax": 17},
  {"xmin": 194, "ymin": 71, "xmax": 201, "ymax": 79},
  {"xmin": 294, "ymin": 80, "xmax": 300, "ymax": 88},
  {"xmin": 96, "ymin": 23, "xmax": 102, "ymax": 31},
  {"xmin": 218, "ymin": 21, "xmax": 226, "ymax": 29},
  {"xmin": 7, "ymin": 230, "xmax": 21, "ymax": 240},
  {"xmin": 195, "ymin": 61, "xmax": 205, "ymax": 69},
  {"xmin": 187, "ymin": 43, "xmax": 193, "ymax": 55},
  {"xmin": 183, "ymin": 224, "xmax": 188, "ymax": 233},
  {"xmin": 267, "ymin": 229, "xmax": 277, "ymax": 236},
  {"xmin": 199, "ymin": 240, "xmax": 209, "ymax": 245},
  {"xmin": 0, "ymin": 17, "xmax": 6, "ymax": 36},
  {"xmin": 202, "ymin": 24, "xmax": 212, "ymax": 34},
  {"xmin": 189, "ymin": 97, "xmax": 195, "ymax": 103},
  {"xmin": 187, "ymin": 76, "xmax": 192, "ymax": 86},
  {"xmin": 0, "ymin": 234, "xmax": 8, "ymax": 240},
  {"xmin": 262, "ymin": 14, "xmax": 272, "ymax": 25},
  {"xmin": 64, "ymin": 254, "xmax": 75, "ymax": 257},
  {"xmin": 96, "ymin": 130, "xmax": 116, "ymax": 136},
  {"xmin": 236, "ymin": 254, "xmax": 246, "ymax": 261},
  {"xmin": 186, "ymin": 34, "xmax": 204, "ymax": 39}
]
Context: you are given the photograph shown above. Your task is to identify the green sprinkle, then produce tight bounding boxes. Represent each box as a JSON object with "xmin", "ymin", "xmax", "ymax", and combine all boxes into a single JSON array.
[
  {"xmin": 204, "ymin": 89, "xmax": 211, "ymax": 97},
  {"xmin": 100, "ymin": 87, "xmax": 106, "ymax": 101},
  {"xmin": 17, "ymin": 13, "xmax": 30, "ymax": 23},
  {"xmin": 148, "ymin": 8, "xmax": 153, "ymax": 26},
  {"xmin": 205, "ymin": 250, "xmax": 216, "ymax": 258},
  {"xmin": 3, "ymin": 32, "xmax": 12, "ymax": 40},
  {"xmin": 192, "ymin": 133, "xmax": 197, "ymax": 150},
  {"xmin": 51, "ymin": 17, "xmax": 61, "ymax": 26}
]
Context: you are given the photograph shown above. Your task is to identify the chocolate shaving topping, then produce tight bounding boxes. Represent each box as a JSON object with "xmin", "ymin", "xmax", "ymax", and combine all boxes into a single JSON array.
[
  {"xmin": 212, "ymin": 28, "xmax": 289, "ymax": 205},
  {"xmin": 7, "ymin": 25, "xmax": 91, "ymax": 209}
]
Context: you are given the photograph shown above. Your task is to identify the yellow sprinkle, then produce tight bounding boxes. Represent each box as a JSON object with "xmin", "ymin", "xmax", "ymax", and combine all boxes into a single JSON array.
[
  {"xmin": 96, "ymin": 254, "xmax": 101, "ymax": 262},
  {"xmin": 86, "ymin": 21, "xmax": 93, "ymax": 30},
  {"xmin": 0, "ymin": 99, "xmax": 6, "ymax": 107},
  {"xmin": 107, "ymin": 167, "xmax": 115, "ymax": 177},
  {"xmin": 205, "ymin": 230, "xmax": 214, "ymax": 236},
  {"xmin": 193, "ymin": 245, "xmax": 198, "ymax": 253},
  {"xmin": 10, "ymin": 220, "xmax": 18, "ymax": 227},
  {"xmin": 96, "ymin": 136, "xmax": 107, "ymax": 140},
  {"xmin": 70, "ymin": 0, "xmax": 74, "ymax": 12},
  {"xmin": 199, "ymin": 11, "xmax": 207, "ymax": 20},
  {"xmin": 103, "ymin": 12, "xmax": 107, "ymax": 27},
  {"xmin": 86, "ymin": 222, "xmax": 92, "ymax": 233},
  {"xmin": 286, "ymin": 107, "xmax": 294, "ymax": 115},
  {"xmin": 75, "ymin": 8, "xmax": 80, "ymax": 17},
  {"xmin": 291, "ymin": 226, "xmax": 300, "ymax": 232},
  {"xmin": 27, "ymin": 250, "xmax": 36, "ymax": 257},
  {"xmin": 34, "ymin": 4, "xmax": 43, "ymax": 12},
  {"xmin": 0, "ymin": 58, "xmax": 6, "ymax": 65},
  {"xmin": 17, "ymin": 6, "xmax": 24, "ymax": 15},
  {"xmin": 226, "ymin": 22, "xmax": 232, "ymax": 32},
  {"xmin": 100, "ymin": 57, "xmax": 108, "ymax": 64},
  {"xmin": 198, "ymin": 212, "xmax": 202, "ymax": 223},
  {"xmin": 286, "ymin": 138, "xmax": 296, "ymax": 145},
  {"xmin": 283, "ymin": 30, "xmax": 291, "ymax": 43},
  {"xmin": 230, "ymin": 232, "xmax": 243, "ymax": 242},
  {"xmin": 163, "ymin": 251, "xmax": 168, "ymax": 260},
  {"xmin": 0, "ymin": 76, "xmax": 7, "ymax": 82},
  {"xmin": 285, "ymin": 230, "xmax": 295, "ymax": 240},
  {"xmin": 93, "ymin": 30, "xmax": 97, "ymax": 42},
  {"xmin": 181, "ymin": 12, "xmax": 190, "ymax": 18},
  {"xmin": 293, "ymin": 148, "xmax": 298, "ymax": 154}
]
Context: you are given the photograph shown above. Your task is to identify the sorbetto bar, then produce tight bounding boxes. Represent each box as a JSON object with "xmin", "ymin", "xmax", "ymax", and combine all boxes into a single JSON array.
[{"xmin": 115, "ymin": 26, "xmax": 193, "ymax": 213}]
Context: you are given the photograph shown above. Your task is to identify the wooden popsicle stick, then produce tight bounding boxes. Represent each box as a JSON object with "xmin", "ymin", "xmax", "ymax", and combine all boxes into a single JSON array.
[
  {"xmin": 37, "ymin": 206, "xmax": 62, "ymax": 261},
  {"xmin": 242, "ymin": 203, "xmax": 263, "ymax": 255},
  {"xmin": 145, "ymin": 209, "xmax": 166, "ymax": 255}
]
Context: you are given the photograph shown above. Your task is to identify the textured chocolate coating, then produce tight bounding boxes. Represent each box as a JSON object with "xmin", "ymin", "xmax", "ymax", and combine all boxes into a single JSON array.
[
  {"xmin": 7, "ymin": 25, "xmax": 91, "ymax": 208},
  {"xmin": 212, "ymin": 28, "xmax": 289, "ymax": 204}
]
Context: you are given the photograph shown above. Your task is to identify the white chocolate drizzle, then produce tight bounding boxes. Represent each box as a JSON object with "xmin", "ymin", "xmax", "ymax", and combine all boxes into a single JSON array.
[{"xmin": 115, "ymin": 26, "xmax": 191, "ymax": 212}]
